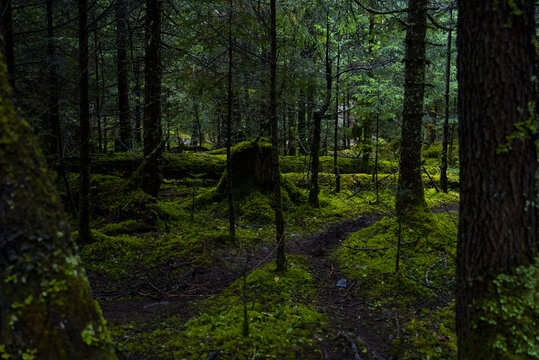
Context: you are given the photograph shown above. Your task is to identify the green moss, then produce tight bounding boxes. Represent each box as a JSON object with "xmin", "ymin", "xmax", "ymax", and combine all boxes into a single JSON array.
[
  {"xmin": 422, "ymin": 143, "xmax": 442, "ymax": 159},
  {"xmin": 98, "ymin": 219, "xmax": 153, "ymax": 236},
  {"xmin": 239, "ymin": 191, "xmax": 275, "ymax": 224},
  {"xmin": 111, "ymin": 256, "xmax": 326, "ymax": 359},
  {"xmin": 394, "ymin": 302, "xmax": 457, "ymax": 359},
  {"xmin": 336, "ymin": 212, "xmax": 457, "ymax": 307},
  {"xmin": 281, "ymin": 155, "xmax": 362, "ymax": 174},
  {"xmin": 64, "ymin": 152, "xmax": 226, "ymax": 180}
]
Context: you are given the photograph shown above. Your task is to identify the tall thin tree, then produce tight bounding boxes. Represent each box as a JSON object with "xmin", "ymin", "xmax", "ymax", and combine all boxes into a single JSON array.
[
  {"xmin": 395, "ymin": 0, "xmax": 428, "ymax": 215},
  {"xmin": 270, "ymin": 0, "xmax": 286, "ymax": 272},
  {"xmin": 78, "ymin": 0, "xmax": 91, "ymax": 243},
  {"xmin": 308, "ymin": 9, "xmax": 332, "ymax": 207},
  {"xmin": 115, "ymin": 0, "xmax": 132, "ymax": 151},
  {"xmin": 439, "ymin": 9, "xmax": 453, "ymax": 194},
  {"xmin": 141, "ymin": 0, "xmax": 163, "ymax": 197},
  {"xmin": 226, "ymin": 0, "xmax": 236, "ymax": 238}
]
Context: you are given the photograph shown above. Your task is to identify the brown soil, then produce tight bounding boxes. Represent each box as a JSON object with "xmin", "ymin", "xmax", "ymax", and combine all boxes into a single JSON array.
[{"xmin": 289, "ymin": 215, "xmax": 391, "ymax": 360}]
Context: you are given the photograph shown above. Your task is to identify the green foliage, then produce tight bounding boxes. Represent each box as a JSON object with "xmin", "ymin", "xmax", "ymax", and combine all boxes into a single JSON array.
[
  {"xmin": 477, "ymin": 257, "xmax": 539, "ymax": 358},
  {"xmin": 111, "ymin": 256, "xmax": 326, "ymax": 359}
]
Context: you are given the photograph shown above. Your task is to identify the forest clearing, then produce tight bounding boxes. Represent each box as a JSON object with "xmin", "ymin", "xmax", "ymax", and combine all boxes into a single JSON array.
[{"xmin": 0, "ymin": 0, "xmax": 537, "ymax": 359}]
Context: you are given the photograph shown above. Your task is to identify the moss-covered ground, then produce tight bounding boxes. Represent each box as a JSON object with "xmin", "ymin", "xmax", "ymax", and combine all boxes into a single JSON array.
[{"xmin": 62, "ymin": 147, "xmax": 466, "ymax": 359}]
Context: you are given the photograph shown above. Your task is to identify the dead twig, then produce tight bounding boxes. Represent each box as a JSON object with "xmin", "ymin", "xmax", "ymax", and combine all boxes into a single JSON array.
[{"xmin": 339, "ymin": 333, "xmax": 363, "ymax": 360}]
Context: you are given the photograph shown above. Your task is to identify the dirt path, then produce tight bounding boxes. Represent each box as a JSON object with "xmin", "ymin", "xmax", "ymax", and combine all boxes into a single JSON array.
[{"xmin": 290, "ymin": 215, "xmax": 391, "ymax": 360}]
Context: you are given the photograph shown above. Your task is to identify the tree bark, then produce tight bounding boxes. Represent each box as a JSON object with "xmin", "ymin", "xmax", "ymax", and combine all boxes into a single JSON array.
[
  {"xmin": 115, "ymin": 0, "xmax": 132, "ymax": 151},
  {"xmin": 439, "ymin": 10, "xmax": 452, "ymax": 194},
  {"xmin": 227, "ymin": 0, "xmax": 236, "ymax": 238},
  {"xmin": 78, "ymin": 0, "xmax": 91, "ymax": 243},
  {"xmin": 270, "ymin": 0, "xmax": 286, "ymax": 272},
  {"xmin": 288, "ymin": 104, "xmax": 296, "ymax": 155},
  {"xmin": 46, "ymin": 0, "xmax": 61, "ymax": 159},
  {"xmin": 333, "ymin": 43, "xmax": 341, "ymax": 192},
  {"xmin": 0, "ymin": 0, "xmax": 15, "ymax": 88},
  {"xmin": 297, "ymin": 89, "xmax": 306, "ymax": 154},
  {"xmin": 395, "ymin": 0, "xmax": 428, "ymax": 216},
  {"xmin": 142, "ymin": 0, "xmax": 162, "ymax": 197},
  {"xmin": 308, "ymin": 10, "xmax": 332, "ymax": 207},
  {"xmin": 456, "ymin": 1, "xmax": 537, "ymax": 358},
  {"xmin": 0, "ymin": 53, "xmax": 117, "ymax": 360}
]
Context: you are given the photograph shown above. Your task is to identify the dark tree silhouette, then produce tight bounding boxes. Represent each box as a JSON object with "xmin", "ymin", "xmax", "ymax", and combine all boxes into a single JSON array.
[{"xmin": 456, "ymin": 1, "xmax": 538, "ymax": 358}]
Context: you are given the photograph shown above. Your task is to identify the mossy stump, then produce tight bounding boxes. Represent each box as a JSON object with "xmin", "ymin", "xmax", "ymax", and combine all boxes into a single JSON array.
[{"xmin": 217, "ymin": 139, "xmax": 274, "ymax": 194}]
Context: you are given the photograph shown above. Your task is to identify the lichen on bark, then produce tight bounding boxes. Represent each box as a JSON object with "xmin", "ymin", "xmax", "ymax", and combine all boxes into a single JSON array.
[{"xmin": 0, "ymin": 56, "xmax": 117, "ymax": 359}]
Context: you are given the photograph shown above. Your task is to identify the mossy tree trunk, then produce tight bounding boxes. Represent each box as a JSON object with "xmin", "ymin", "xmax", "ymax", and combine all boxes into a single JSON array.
[
  {"xmin": 0, "ymin": 56, "xmax": 117, "ymax": 359},
  {"xmin": 142, "ymin": 0, "xmax": 163, "ymax": 197},
  {"xmin": 395, "ymin": 0, "xmax": 428, "ymax": 216},
  {"xmin": 456, "ymin": 1, "xmax": 537, "ymax": 358},
  {"xmin": 115, "ymin": 0, "xmax": 132, "ymax": 152},
  {"xmin": 78, "ymin": 0, "xmax": 91, "ymax": 244},
  {"xmin": 270, "ymin": 0, "xmax": 286, "ymax": 272}
]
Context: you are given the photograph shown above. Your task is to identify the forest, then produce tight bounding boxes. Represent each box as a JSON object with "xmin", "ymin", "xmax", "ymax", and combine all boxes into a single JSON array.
[{"xmin": 0, "ymin": 0, "xmax": 537, "ymax": 359}]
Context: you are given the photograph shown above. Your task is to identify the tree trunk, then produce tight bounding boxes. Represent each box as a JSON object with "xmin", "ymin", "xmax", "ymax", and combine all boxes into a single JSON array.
[
  {"xmin": 94, "ymin": 21, "xmax": 103, "ymax": 153},
  {"xmin": 133, "ymin": 58, "xmax": 142, "ymax": 146},
  {"xmin": 395, "ymin": 0, "xmax": 428, "ymax": 216},
  {"xmin": 308, "ymin": 11, "xmax": 332, "ymax": 207},
  {"xmin": 360, "ymin": 15, "xmax": 376, "ymax": 173},
  {"xmin": 115, "ymin": 0, "xmax": 132, "ymax": 151},
  {"xmin": 0, "ymin": 52, "xmax": 117, "ymax": 360},
  {"xmin": 142, "ymin": 0, "xmax": 162, "ymax": 197},
  {"xmin": 78, "ymin": 0, "xmax": 91, "ymax": 244},
  {"xmin": 297, "ymin": 89, "xmax": 306, "ymax": 154},
  {"xmin": 333, "ymin": 43, "xmax": 340, "ymax": 192},
  {"xmin": 0, "ymin": 0, "xmax": 15, "ymax": 88},
  {"xmin": 227, "ymin": 0, "xmax": 236, "ymax": 238},
  {"xmin": 439, "ymin": 10, "xmax": 452, "ymax": 194},
  {"xmin": 46, "ymin": 0, "xmax": 61, "ymax": 159},
  {"xmin": 288, "ymin": 104, "xmax": 296, "ymax": 155},
  {"xmin": 456, "ymin": 1, "xmax": 537, "ymax": 358},
  {"xmin": 270, "ymin": 0, "xmax": 286, "ymax": 272}
]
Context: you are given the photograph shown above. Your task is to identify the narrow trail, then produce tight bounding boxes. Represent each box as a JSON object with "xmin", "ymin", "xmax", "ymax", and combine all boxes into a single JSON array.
[{"xmin": 290, "ymin": 215, "xmax": 390, "ymax": 360}]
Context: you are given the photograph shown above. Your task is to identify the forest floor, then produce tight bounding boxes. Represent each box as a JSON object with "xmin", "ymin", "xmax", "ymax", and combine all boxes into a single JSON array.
[
  {"xmin": 77, "ymin": 149, "xmax": 459, "ymax": 359},
  {"xmin": 98, "ymin": 215, "xmax": 386, "ymax": 358}
]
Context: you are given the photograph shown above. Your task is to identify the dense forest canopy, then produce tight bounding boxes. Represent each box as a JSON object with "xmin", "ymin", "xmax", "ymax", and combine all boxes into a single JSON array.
[{"xmin": 0, "ymin": 0, "xmax": 537, "ymax": 359}]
